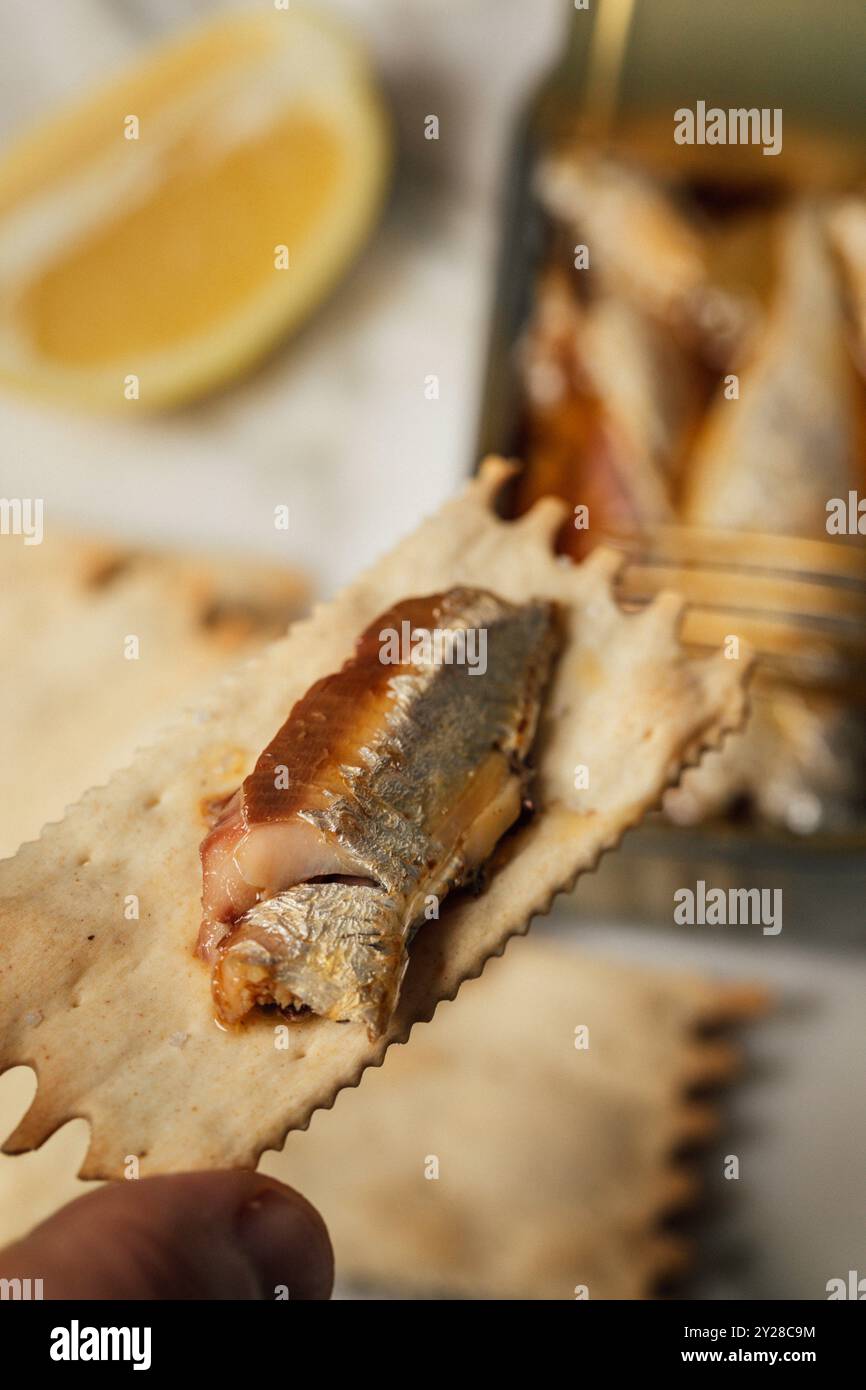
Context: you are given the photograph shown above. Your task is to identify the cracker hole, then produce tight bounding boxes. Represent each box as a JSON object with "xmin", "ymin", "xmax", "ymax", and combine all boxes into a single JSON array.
[
  {"xmin": 77, "ymin": 855, "xmax": 91, "ymax": 868},
  {"xmin": 84, "ymin": 552, "xmax": 138, "ymax": 591},
  {"xmin": 142, "ymin": 795, "xmax": 161, "ymax": 811},
  {"xmin": 199, "ymin": 597, "xmax": 272, "ymax": 636}
]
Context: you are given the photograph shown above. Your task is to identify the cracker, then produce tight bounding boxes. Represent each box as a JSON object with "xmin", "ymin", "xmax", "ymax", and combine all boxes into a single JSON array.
[
  {"xmin": 0, "ymin": 940, "xmax": 766, "ymax": 1283},
  {"xmin": 0, "ymin": 459, "xmax": 748, "ymax": 1178},
  {"xmin": 263, "ymin": 939, "xmax": 767, "ymax": 1299},
  {"xmin": 0, "ymin": 530, "xmax": 308, "ymax": 858}
]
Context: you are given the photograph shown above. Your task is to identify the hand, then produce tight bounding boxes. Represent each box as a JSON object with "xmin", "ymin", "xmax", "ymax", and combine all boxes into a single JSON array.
[{"xmin": 0, "ymin": 1171, "xmax": 333, "ymax": 1299}]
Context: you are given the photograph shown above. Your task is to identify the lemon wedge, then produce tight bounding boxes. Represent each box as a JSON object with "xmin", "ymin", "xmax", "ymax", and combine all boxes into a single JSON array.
[{"xmin": 0, "ymin": 9, "xmax": 390, "ymax": 409}]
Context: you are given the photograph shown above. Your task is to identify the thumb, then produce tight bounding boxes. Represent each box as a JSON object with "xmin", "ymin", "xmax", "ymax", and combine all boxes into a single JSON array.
[{"xmin": 0, "ymin": 1170, "xmax": 333, "ymax": 1300}]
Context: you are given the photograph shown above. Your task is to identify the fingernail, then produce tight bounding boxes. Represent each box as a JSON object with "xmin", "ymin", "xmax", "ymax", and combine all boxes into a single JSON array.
[{"xmin": 236, "ymin": 1188, "xmax": 333, "ymax": 1300}]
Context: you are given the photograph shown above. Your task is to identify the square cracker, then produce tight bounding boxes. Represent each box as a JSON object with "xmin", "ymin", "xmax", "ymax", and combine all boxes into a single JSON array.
[
  {"xmin": 0, "ymin": 459, "xmax": 748, "ymax": 1178},
  {"xmin": 264, "ymin": 938, "xmax": 767, "ymax": 1300}
]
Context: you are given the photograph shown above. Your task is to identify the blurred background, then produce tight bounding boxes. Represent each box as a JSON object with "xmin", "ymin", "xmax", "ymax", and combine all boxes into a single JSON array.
[
  {"xmin": 0, "ymin": 0, "xmax": 564, "ymax": 595},
  {"xmin": 0, "ymin": 0, "xmax": 863, "ymax": 1300}
]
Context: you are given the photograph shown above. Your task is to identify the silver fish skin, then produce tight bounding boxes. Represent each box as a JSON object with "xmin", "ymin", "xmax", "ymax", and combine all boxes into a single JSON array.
[
  {"xmin": 683, "ymin": 204, "xmax": 862, "ymax": 538},
  {"xmin": 209, "ymin": 588, "xmax": 559, "ymax": 1039},
  {"xmin": 217, "ymin": 884, "xmax": 404, "ymax": 1035},
  {"xmin": 536, "ymin": 152, "xmax": 750, "ymax": 360}
]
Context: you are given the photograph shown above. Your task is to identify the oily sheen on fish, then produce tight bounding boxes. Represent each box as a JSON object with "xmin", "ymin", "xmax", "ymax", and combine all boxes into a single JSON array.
[{"xmin": 199, "ymin": 588, "xmax": 558, "ymax": 1038}]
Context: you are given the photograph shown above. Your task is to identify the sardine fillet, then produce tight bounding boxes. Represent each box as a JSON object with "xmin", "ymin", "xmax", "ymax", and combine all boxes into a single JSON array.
[
  {"xmin": 683, "ymin": 205, "xmax": 861, "ymax": 536},
  {"xmin": 202, "ymin": 588, "xmax": 558, "ymax": 1037}
]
